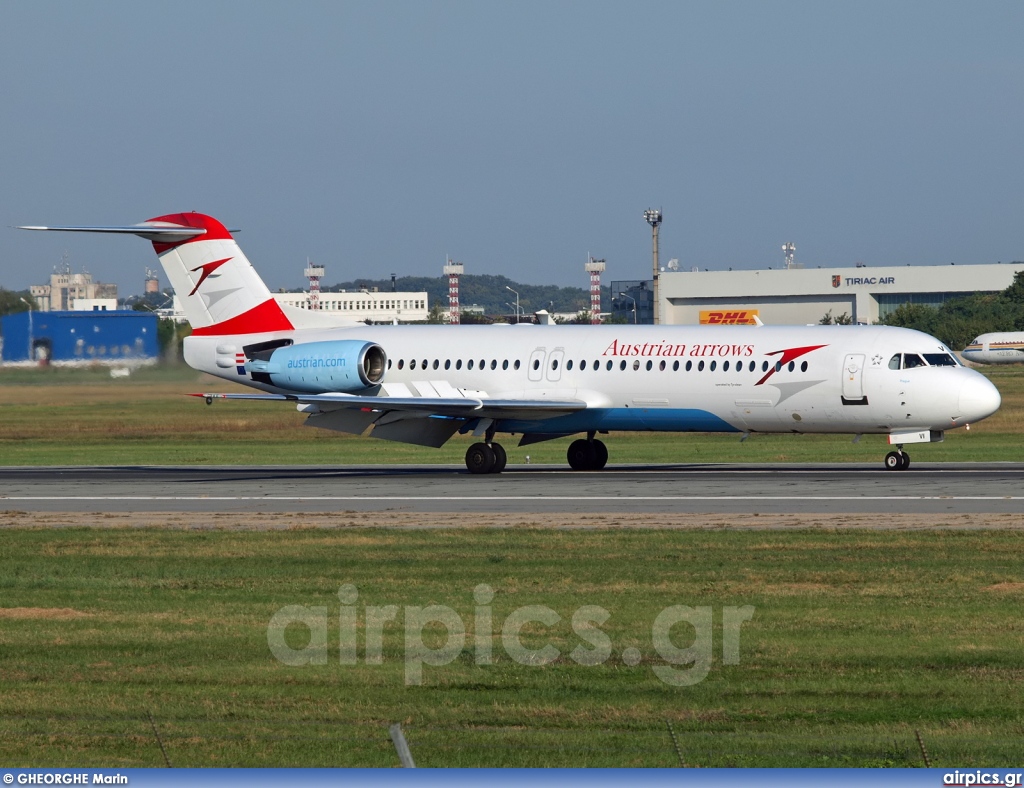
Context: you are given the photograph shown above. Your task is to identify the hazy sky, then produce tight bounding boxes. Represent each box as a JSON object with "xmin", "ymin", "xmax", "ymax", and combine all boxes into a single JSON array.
[{"xmin": 3, "ymin": 1, "xmax": 1023, "ymax": 296}]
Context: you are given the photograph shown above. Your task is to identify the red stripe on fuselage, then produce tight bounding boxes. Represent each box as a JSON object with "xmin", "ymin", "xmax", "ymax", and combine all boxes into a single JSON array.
[
  {"xmin": 147, "ymin": 212, "xmax": 233, "ymax": 254},
  {"xmin": 191, "ymin": 299, "xmax": 294, "ymax": 336}
]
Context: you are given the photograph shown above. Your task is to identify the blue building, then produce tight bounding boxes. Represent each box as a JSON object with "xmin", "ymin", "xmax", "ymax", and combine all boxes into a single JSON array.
[{"xmin": 1, "ymin": 310, "xmax": 158, "ymax": 363}]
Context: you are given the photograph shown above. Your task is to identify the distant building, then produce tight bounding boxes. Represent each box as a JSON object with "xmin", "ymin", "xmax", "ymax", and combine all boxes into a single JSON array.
[
  {"xmin": 273, "ymin": 290, "xmax": 429, "ymax": 323},
  {"xmin": 657, "ymin": 263, "xmax": 1024, "ymax": 325},
  {"xmin": 30, "ymin": 267, "xmax": 117, "ymax": 312},
  {"xmin": 611, "ymin": 280, "xmax": 655, "ymax": 324},
  {"xmin": 1, "ymin": 311, "xmax": 157, "ymax": 364}
]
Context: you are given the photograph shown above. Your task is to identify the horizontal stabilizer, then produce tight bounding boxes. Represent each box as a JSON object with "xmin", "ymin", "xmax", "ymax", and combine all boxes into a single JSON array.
[{"xmin": 17, "ymin": 223, "xmax": 207, "ymax": 242}]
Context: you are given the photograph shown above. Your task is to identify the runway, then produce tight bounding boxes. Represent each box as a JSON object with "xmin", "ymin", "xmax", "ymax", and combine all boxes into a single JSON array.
[{"xmin": 2, "ymin": 463, "xmax": 1024, "ymax": 515}]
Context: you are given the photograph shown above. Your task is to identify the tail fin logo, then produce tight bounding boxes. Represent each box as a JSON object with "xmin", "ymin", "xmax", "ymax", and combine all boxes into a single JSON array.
[{"xmin": 189, "ymin": 257, "xmax": 233, "ymax": 296}]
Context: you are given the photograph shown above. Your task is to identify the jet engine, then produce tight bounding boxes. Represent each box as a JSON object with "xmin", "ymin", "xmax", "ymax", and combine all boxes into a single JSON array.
[{"xmin": 246, "ymin": 340, "xmax": 386, "ymax": 393}]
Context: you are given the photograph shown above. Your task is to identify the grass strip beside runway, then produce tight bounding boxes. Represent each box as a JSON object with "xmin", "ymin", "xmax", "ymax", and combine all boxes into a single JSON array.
[{"xmin": 0, "ymin": 526, "xmax": 1022, "ymax": 767}]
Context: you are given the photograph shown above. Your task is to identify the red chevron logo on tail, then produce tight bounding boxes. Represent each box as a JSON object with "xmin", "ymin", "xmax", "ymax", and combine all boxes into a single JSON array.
[{"xmin": 189, "ymin": 257, "xmax": 232, "ymax": 296}]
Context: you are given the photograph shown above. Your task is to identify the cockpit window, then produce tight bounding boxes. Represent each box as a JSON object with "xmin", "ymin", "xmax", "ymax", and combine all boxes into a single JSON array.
[
  {"xmin": 888, "ymin": 354, "xmax": 901, "ymax": 370},
  {"xmin": 902, "ymin": 354, "xmax": 926, "ymax": 369},
  {"xmin": 923, "ymin": 353, "xmax": 957, "ymax": 367}
]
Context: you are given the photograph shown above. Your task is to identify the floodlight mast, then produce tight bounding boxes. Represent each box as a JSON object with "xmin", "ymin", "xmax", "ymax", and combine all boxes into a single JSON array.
[{"xmin": 644, "ymin": 209, "xmax": 663, "ymax": 324}]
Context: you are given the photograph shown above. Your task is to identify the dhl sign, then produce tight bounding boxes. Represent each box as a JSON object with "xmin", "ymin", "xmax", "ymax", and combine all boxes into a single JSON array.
[{"xmin": 700, "ymin": 309, "xmax": 759, "ymax": 325}]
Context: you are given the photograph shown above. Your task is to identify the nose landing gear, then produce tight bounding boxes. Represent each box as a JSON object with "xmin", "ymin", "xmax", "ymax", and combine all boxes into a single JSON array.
[{"xmin": 884, "ymin": 447, "xmax": 911, "ymax": 471}]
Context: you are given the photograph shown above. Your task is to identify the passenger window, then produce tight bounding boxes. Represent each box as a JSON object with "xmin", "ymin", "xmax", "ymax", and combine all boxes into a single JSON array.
[
  {"xmin": 710, "ymin": 360, "xmax": 717, "ymax": 372},
  {"xmin": 673, "ymin": 360, "xmax": 679, "ymax": 371},
  {"xmin": 387, "ymin": 359, "xmax": 393, "ymax": 370},
  {"xmin": 787, "ymin": 361, "xmax": 795, "ymax": 372},
  {"xmin": 490, "ymin": 360, "xmax": 497, "ymax": 370},
  {"xmin": 723, "ymin": 360, "xmax": 730, "ymax": 372},
  {"xmin": 593, "ymin": 360, "xmax": 600, "ymax": 371},
  {"xmin": 456, "ymin": 360, "xmax": 462, "ymax": 370},
  {"xmin": 514, "ymin": 360, "xmax": 521, "ymax": 370},
  {"xmin": 433, "ymin": 359, "xmax": 439, "ymax": 370},
  {"xmin": 620, "ymin": 360, "xmax": 627, "ymax": 370},
  {"xmin": 698, "ymin": 360, "xmax": 705, "ymax": 371},
  {"xmin": 762, "ymin": 361, "xmax": 769, "ymax": 372},
  {"xmin": 749, "ymin": 361, "xmax": 755, "ymax": 372},
  {"xmin": 532, "ymin": 359, "xmax": 540, "ymax": 370},
  {"xmin": 801, "ymin": 361, "xmax": 808, "ymax": 372},
  {"xmin": 422, "ymin": 359, "xmax": 427, "ymax": 370},
  {"xmin": 410, "ymin": 359, "xmax": 417, "ymax": 370},
  {"xmin": 502, "ymin": 359, "xmax": 509, "ymax": 370},
  {"xmin": 659, "ymin": 360, "xmax": 666, "ymax": 371},
  {"xmin": 902, "ymin": 354, "xmax": 925, "ymax": 369},
  {"xmin": 606, "ymin": 360, "xmax": 613, "ymax": 370},
  {"xmin": 566, "ymin": 360, "xmax": 573, "ymax": 371},
  {"xmin": 444, "ymin": 359, "xmax": 451, "ymax": 370},
  {"xmin": 686, "ymin": 360, "xmax": 692, "ymax": 371},
  {"xmin": 398, "ymin": 360, "xmax": 405, "ymax": 370},
  {"xmin": 552, "ymin": 359, "xmax": 559, "ymax": 370},
  {"xmin": 468, "ymin": 360, "xmax": 474, "ymax": 370},
  {"xmin": 479, "ymin": 359, "xmax": 484, "ymax": 369}
]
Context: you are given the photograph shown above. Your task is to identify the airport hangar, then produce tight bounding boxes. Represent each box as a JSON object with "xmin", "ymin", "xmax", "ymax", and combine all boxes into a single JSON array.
[{"xmin": 641, "ymin": 262, "xmax": 1024, "ymax": 326}]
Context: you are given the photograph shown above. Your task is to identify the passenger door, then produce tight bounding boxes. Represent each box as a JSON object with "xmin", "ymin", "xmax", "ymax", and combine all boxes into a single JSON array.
[{"xmin": 841, "ymin": 353, "xmax": 867, "ymax": 404}]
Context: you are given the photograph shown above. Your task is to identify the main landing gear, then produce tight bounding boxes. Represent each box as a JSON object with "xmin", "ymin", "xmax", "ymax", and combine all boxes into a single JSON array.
[
  {"xmin": 884, "ymin": 446, "xmax": 911, "ymax": 471},
  {"xmin": 567, "ymin": 434, "xmax": 608, "ymax": 471},
  {"xmin": 465, "ymin": 441, "xmax": 507, "ymax": 474}
]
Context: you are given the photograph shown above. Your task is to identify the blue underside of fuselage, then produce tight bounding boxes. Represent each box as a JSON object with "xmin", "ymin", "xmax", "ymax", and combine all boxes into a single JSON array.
[{"xmin": 494, "ymin": 408, "xmax": 740, "ymax": 435}]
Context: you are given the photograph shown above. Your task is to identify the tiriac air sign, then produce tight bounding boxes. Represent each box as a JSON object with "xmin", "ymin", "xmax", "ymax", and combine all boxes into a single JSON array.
[{"xmin": 832, "ymin": 275, "xmax": 895, "ymax": 287}]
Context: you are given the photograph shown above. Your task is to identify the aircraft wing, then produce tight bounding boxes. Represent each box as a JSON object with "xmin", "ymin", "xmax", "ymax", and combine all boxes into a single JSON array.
[{"xmin": 192, "ymin": 392, "xmax": 588, "ymax": 418}]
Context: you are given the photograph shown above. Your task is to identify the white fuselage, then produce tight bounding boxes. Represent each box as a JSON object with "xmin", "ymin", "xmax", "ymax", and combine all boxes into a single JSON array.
[
  {"xmin": 186, "ymin": 323, "xmax": 1001, "ymax": 438},
  {"xmin": 962, "ymin": 332, "xmax": 1024, "ymax": 365}
]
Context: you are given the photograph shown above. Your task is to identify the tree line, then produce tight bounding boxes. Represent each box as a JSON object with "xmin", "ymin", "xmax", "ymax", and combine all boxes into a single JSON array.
[{"xmin": 880, "ymin": 270, "xmax": 1024, "ymax": 350}]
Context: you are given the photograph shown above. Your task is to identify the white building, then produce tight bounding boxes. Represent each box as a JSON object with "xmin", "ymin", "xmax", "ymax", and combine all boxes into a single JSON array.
[
  {"xmin": 658, "ymin": 263, "xmax": 1024, "ymax": 325},
  {"xmin": 273, "ymin": 290, "xmax": 429, "ymax": 323},
  {"xmin": 71, "ymin": 298, "xmax": 118, "ymax": 312}
]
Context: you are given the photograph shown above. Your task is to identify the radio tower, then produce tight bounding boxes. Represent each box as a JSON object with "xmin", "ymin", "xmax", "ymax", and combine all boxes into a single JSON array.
[
  {"xmin": 304, "ymin": 261, "xmax": 325, "ymax": 310},
  {"xmin": 782, "ymin": 242, "xmax": 796, "ymax": 270},
  {"xmin": 443, "ymin": 258, "xmax": 464, "ymax": 324},
  {"xmin": 585, "ymin": 256, "xmax": 605, "ymax": 324}
]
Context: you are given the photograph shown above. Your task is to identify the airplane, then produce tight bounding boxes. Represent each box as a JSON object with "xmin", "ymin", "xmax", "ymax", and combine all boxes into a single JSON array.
[
  {"xmin": 962, "ymin": 332, "xmax": 1024, "ymax": 364},
  {"xmin": 19, "ymin": 212, "xmax": 1002, "ymax": 472}
]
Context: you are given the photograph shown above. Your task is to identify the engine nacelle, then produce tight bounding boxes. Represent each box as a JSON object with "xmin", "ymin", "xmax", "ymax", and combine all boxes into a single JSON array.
[{"xmin": 247, "ymin": 340, "xmax": 386, "ymax": 393}]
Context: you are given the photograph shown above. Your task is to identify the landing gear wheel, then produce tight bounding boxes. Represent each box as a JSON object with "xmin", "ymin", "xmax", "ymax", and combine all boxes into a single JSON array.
[
  {"xmin": 884, "ymin": 451, "xmax": 902, "ymax": 471},
  {"xmin": 567, "ymin": 439, "xmax": 598, "ymax": 471},
  {"xmin": 899, "ymin": 451, "xmax": 910, "ymax": 470},
  {"xmin": 592, "ymin": 439, "xmax": 608, "ymax": 470},
  {"xmin": 490, "ymin": 442, "xmax": 507, "ymax": 473},
  {"xmin": 466, "ymin": 442, "xmax": 496, "ymax": 474}
]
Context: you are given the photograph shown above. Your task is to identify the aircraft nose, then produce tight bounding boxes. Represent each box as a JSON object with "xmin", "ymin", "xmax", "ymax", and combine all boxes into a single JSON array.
[{"xmin": 958, "ymin": 374, "xmax": 1001, "ymax": 423}]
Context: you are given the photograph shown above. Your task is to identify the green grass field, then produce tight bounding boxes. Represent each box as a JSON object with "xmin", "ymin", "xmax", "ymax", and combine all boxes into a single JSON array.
[
  {"xmin": 1, "ymin": 364, "xmax": 1023, "ymax": 767},
  {"xmin": 1, "ymin": 363, "xmax": 1022, "ymax": 465},
  {"xmin": 1, "ymin": 528, "xmax": 1023, "ymax": 767}
]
